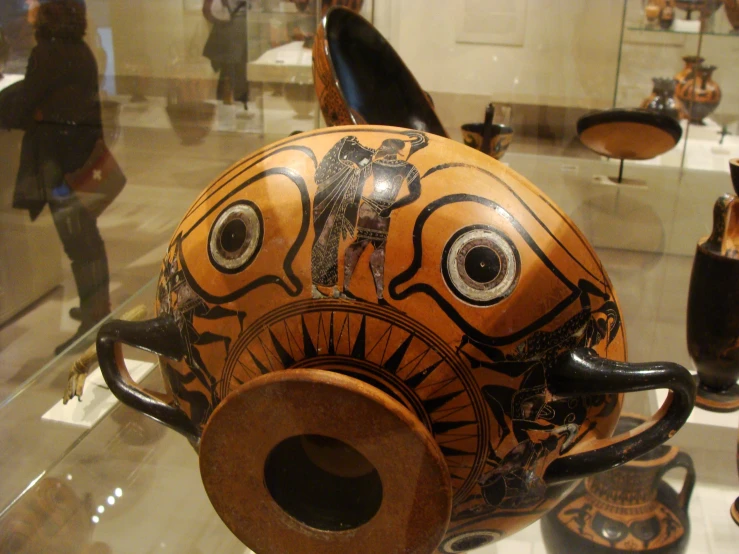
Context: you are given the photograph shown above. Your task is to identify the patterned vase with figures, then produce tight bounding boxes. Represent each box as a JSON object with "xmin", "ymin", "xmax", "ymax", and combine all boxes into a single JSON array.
[
  {"xmin": 676, "ymin": 64, "xmax": 721, "ymax": 124},
  {"xmin": 641, "ymin": 77, "xmax": 687, "ymax": 120},
  {"xmin": 94, "ymin": 125, "xmax": 695, "ymax": 554},
  {"xmin": 674, "ymin": 55, "xmax": 704, "ymax": 85},
  {"xmin": 725, "ymin": 0, "xmax": 739, "ymax": 30},
  {"xmin": 542, "ymin": 414, "xmax": 695, "ymax": 554}
]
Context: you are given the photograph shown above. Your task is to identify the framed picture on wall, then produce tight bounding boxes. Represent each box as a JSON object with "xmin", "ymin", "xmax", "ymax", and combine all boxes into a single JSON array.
[{"xmin": 455, "ymin": 0, "xmax": 527, "ymax": 46}]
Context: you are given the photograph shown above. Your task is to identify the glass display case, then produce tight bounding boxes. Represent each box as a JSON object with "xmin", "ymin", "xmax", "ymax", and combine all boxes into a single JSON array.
[{"xmin": 0, "ymin": 0, "xmax": 737, "ymax": 553}]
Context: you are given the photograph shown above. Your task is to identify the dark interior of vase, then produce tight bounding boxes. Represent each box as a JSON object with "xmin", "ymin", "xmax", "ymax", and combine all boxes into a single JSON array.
[
  {"xmin": 326, "ymin": 9, "xmax": 447, "ymax": 137},
  {"xmin": 264, "ymin": 434, "xmax": 383, "ymax": 532},
  {"xmin": 461, "ymin": 122, "xmax": 514, "ymax": 137}
]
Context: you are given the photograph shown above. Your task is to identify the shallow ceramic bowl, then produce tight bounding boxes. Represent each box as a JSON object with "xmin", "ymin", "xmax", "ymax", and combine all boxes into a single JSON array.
[{"xmin": 577, "ymin": 108, "xmax": 682, "ymax": 160}]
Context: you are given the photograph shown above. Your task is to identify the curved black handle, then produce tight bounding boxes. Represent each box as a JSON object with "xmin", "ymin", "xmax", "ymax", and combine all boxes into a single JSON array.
[
  {"xmin": 543, "ymin": 348, "xmax": 696, "ymax": 484},
  {"xmin": 657, "ymin": 450, "xmax": 696, "ymax": 510},
  {"xmin": 96, "ymin": 315, "xmax": 200, "ymax": 442},
  {"xmin": 481, "ymin": 103, "xmax": 494, "ymax": 155}
]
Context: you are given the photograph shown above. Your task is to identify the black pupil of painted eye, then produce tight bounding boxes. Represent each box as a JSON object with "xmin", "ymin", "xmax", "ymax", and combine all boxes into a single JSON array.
[
  {"xmin": 452, "ymin": 536, "xmax": 491, "ymax": 551},
  {"xmin": 464, "ymin": 246, "xmax": 501, "ymax": 283},
  {"xmin": 220, "ymin": 218, "xmax": 248, "ymax": 253}
]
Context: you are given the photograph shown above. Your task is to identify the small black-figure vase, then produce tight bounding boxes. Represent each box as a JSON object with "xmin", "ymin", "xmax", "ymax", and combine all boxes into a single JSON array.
[
  {"xmin": 541, "ymin": 414, "xmax": 695, "ymax": 554},
  {"xmin": 687, "ymin": 159, "xmax": 739, "ymax": 412},
  {"xmin": 641, "ymin": 78, "xmax": 686, "ymax": 120}
]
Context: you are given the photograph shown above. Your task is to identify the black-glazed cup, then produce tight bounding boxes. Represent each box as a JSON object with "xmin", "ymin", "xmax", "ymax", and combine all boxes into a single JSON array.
[
  {"xmin": 687, "ymin": 165, "xmax": 739, "ymax": 412},
  {"xmin": 461, "ymin": 103, "xmax": 513, "ymax": 160}
]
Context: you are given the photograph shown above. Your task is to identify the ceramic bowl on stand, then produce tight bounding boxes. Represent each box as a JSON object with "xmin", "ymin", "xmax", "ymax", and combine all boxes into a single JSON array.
[{"xmin": 576, "ymin": 108, "xmax": 682, "ymax": 183}]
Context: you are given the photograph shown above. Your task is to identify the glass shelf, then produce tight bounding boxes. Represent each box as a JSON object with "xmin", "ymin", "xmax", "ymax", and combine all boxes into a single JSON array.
[
  {"xmin": 627, "ymin": 24, "xmax": 739, "ymax": 37},
  {"xmin": 0, "ymin": 276, "xmax": 736, "ymax": 554}
]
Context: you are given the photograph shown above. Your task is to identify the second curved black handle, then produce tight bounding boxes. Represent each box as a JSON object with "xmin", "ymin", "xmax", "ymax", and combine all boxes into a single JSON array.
[
  {"xmin": 481, "ymin": 103, "xmax": 494, "ymax": 155},
  {"xmin": 96, "ymin": 315, "xmax": 200, "ymax": 442},
  {"xmin": 543, "ymin": 348, "xmax": 696, "ymax": 484},
  {"xmin": 657, "ymin": 450, "xmax": 696, "ymax": 510}
]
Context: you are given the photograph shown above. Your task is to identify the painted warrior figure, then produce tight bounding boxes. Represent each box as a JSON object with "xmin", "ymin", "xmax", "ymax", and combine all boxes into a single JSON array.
[
  {"xmin": 342, "ymin": 139, "xmax": 422, "ymax": 304},
  {"xmin": 158, "ymin": 240, "xmax": 246, "ymax": 410},
  {"xmin": 310, "ymin": 136, "xmax": 374, "ymax": 297}
]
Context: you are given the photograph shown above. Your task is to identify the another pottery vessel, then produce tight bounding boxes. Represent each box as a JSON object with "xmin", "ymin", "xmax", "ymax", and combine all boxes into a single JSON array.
[
  {"xmin": 640, "ymin": 77, "xmax": 687, "ymax": 120},
  {"xmin": 725, "ymin": 0, "xmax": 739, "ymax": 30},
  {"xmin": 687, "ymin": 159, "xmax": 739, "ymax": 412},
  {"xmin": 660, "ymin": 5, "xmax": 676, "ymax": 28},
  {"xmin": 577, "ymin": 108, "xmax": 682, "ymax": 182},
  {"xmin": 0, "ymin": 478, "xmax": 93, "ymax": 554},
  {"xmin": 577, "ymin": 109, "xmax": 682, "ymax": 160},
  {"xmin": 675, "ymin": 0, "xmax": 722, "ymax": 18},
  {"xmin": 165, "ymin": 101, "xmax": 216, "ymax": 146},
  {"xmin": 542, "ymin": 414, "xmax": 695, "ymax": 554},
  {"xmin": 646, "ymin": 2, "xmax": 663, "ymax": 26},
  {"xmin": 461, "ymin": 103, "xmax": 514, "ymax": 160},
  {"xmin": 284, "ymin": 83, "xmax": 315, "ymax": 119},
  {"xmin": 313, "ymin": 7, "xmax": 447, "ymax": 136},
  {"xmin": 96, "ymin": 126, "xmax": 695, "ymax": 553},
  {"xmin": 674, "ymin": 55, "xmax": 704, "ymax": 85},
  {"xmin": 676, "ymin": 64, "xmax": 721, "ymax": 124}
]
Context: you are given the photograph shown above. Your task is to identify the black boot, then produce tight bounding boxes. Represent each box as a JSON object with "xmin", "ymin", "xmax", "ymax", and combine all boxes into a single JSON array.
[{"xmin": 54, "ymin": 257, "xmax": 111, "ymax": 355}]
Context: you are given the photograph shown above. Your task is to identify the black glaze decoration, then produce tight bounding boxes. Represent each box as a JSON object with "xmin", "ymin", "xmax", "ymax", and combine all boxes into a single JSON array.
[
  {"xmin": 576, "ymin": 108, "xmax": 683, "ymax": 145},
  {"xmin": 97, "ymin": 315, "xmax": 201, "ymax": 442},
  {"xmin": 322, "ymin": 7, "xmax": 447, "ymax": 136},
  {"xmin": 544, "ymin": 349, "xmax": 697, "ymax": 483}
]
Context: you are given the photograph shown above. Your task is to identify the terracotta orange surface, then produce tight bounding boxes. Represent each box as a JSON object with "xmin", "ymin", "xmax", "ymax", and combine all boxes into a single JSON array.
[{"xmin": 97, "ymin": 126, "xmax": 695, "ymax": 553}]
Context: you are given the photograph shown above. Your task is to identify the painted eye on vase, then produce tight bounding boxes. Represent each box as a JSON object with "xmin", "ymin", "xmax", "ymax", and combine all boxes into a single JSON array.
[
  {"xmin": 208, "ymin": 201, "xmax": 263, "ymax": 274},
  {"xmin": 593, "ymin": 514, "xmax": 629, "ymax": 543},
  {"xmin": 441, "ymin": 225, "xmax": 520, "ymax": 307},
  {"xmin": 438, "ymin": 530, "xmax": 501, "ymax": 553}
]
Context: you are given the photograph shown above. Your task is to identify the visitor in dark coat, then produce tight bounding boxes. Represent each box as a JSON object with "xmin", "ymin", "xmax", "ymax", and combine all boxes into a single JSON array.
[{"xmin": 2, "ymin": 0, "xmax": 111, "ymax": 355}]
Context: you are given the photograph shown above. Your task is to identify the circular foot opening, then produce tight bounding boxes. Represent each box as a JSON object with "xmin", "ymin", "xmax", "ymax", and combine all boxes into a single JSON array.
[{"xmin": 264, "ymin": 434, "xmax": 383, "ymax": 531}]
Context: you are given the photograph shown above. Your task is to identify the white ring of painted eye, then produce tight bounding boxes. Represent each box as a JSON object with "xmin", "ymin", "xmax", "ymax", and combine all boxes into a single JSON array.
[
  {"xmin": 442, "ymin": 226, "xmax": 520, "ymax": 307},
  {"xmin": 208, "ymin": 201, "xmax": 263, "ymax": 273},
  {"xmin": 439, "ymin": 530, "xmax": 501, "ymax": 553}
]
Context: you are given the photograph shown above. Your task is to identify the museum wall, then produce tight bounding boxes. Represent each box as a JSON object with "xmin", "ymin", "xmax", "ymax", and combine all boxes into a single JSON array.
[
  {"xmin": 83, "ymin": 0, "xmax": 739, "ymax": 259},
  {"xmin": 376, "ymin": 0, "xmax": 622, "ymax": 109},
  {"xmin": 377, "ymin": 0, "xmax": 738, "ymax": 117},
  {"xmin": 372, "ymin": 0, "xmax": 736, "ymax": 258}
]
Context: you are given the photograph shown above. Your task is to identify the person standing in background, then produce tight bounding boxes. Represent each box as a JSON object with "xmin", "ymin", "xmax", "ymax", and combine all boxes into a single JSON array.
[
  {"xmin": 202, "ymin": 0, "xmax": 248, "ymax": 108},
  {"xmin": 2, "ymin": 0, "xmax": 112, "ymax": 355}
]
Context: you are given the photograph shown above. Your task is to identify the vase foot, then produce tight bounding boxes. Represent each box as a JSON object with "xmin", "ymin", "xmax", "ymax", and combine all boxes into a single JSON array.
[
  {"xmin": 199, "ymin": 369, "xmax": 452, "ymax": 554},
  {"xmin": 694, "ymin": 374, "xmax": 739, "ymax": 413}
]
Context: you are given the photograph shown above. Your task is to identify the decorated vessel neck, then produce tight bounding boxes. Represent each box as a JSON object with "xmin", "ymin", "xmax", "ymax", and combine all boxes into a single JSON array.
[{"xmin": 585, "ymin": 464, "xmax": 661, "ymax": 508}]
